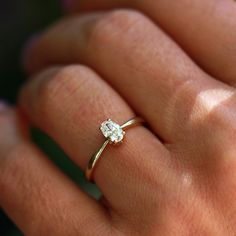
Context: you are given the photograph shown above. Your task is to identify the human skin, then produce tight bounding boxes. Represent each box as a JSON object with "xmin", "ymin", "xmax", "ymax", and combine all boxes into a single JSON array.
[{"xmin": 1, "ymin": 0, "xmax": 236, "ymax": 235}]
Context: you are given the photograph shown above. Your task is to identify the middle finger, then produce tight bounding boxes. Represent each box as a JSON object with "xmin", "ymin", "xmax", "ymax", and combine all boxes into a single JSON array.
[{"xmin": 24, "ymin": 10, "xmax": 234, "ymax": 143}]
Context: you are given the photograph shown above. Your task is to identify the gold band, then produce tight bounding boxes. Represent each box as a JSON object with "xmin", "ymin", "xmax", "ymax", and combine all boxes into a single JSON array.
[{"xmin": 85, "ymin": 117, "xmax": 144, "ymax": 182}]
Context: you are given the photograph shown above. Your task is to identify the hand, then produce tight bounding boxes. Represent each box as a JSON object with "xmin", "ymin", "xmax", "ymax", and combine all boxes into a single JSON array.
[{"xmin": 1, "ymin": 0, "xmax": 236, "ymax": 235}]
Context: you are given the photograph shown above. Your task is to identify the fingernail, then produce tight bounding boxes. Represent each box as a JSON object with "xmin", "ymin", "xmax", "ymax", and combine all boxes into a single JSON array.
[
  {"xmin": 21, "ymin": 33, "xmax": 41, "ymax": 72},
  {"xmin": 62, "ymin": 0, "xmax": 73, "ymax": 8},
  {"xmin": 62, "ymin": 0, "xmax": 75, "ymax": 12},
  {"xmin": 22, "ymin": 33, "xmax": 40, "ymax": 58},
  {"xmin": 0, "ymin": 100, "xmax": 9, "ymax": 112}
]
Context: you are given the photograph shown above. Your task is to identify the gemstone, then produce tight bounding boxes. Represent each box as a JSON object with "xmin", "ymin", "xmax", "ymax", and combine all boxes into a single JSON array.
[{"xmin": 100, "ymin": 119, "xmax": 125, "ymax": 144}]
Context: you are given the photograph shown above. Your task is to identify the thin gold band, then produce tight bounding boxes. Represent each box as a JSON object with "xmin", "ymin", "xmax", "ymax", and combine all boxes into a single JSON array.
[{"xmin": 85, "ymin": 117, "xmax": 144, "ymax": 181}]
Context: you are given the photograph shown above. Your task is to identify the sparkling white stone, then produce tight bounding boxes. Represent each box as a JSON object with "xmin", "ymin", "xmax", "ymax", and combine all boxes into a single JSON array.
[{"xmin": 100, "ymin": 119, "xmax": 125, "ymax": 144}]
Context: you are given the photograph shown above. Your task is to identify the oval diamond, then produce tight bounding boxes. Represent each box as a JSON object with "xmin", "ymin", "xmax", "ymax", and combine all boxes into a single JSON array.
[{"xmin": 100, "ymin": 119, "xmax": 125, "ymax": 144}]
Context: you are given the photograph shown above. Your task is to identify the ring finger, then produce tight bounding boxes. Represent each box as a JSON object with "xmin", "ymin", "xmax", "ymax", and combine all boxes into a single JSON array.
[{"xmin": 19, "ymin": 65, "xmax": 171, "ymax": 219}]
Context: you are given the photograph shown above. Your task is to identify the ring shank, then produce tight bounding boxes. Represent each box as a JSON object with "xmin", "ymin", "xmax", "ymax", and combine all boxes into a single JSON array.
[
  {"xmin": 121, "ymin": 117, "xmax": 144, "ymax": 130},
  {"xmin": 85, "ymin": 139, "xmax": 109, "ymax": 181},
  {"xmin": 85, "ymin": 117, "xmax": 144, "ymax": 182}
]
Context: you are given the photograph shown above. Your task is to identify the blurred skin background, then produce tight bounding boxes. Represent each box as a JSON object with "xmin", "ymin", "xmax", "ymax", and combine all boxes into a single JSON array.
[{"xmin": 0, "ymin": 1, "xmax": 99, "ymax": 235}]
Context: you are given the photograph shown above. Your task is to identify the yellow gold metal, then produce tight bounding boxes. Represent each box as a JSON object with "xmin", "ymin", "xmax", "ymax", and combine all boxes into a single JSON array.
[
  {"xmin": 120, "ymin": 117, "xmax": 144, "ymax": 130},
  {"xmin": 85, "ymin": 117, "xmax": 144, "ymax": 181}
]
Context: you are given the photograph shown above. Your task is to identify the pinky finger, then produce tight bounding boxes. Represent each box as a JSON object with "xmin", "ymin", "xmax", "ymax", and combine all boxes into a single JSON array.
[{"xmin": 0, "ymin": 105, "xmax": 111, "ymax": 236}]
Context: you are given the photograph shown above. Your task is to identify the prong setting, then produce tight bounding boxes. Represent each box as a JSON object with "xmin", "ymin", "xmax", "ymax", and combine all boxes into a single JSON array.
[{"xmin": 100, "ymin": 119, "xmax": 125, "ymax": 144}]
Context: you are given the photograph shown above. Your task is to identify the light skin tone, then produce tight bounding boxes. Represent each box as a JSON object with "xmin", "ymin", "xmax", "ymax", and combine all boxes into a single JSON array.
[{"xmin": 1, "ymin": 0, "xmax": 236, "ymax": 235}]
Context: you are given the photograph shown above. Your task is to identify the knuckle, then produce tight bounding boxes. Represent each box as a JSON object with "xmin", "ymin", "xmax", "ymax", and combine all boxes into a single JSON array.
[
  {"xmin": 184, "ymin": 88, "xmax": 236, "ymax": 150},
  {"xmin": 206, "ymin": 108, "xmax": 236, "ymax": 154},
  {"xmin": 89, "ymin": 9, "xmax": 146, "ymax": 46},
  {"xmin": 196, "ymin": 109, "xmax": 236, "ymax": 178},
  {"xmin": 35, "ymin": 65, "xmax": 94, "ymax": 121},
  {"xmin": 37, "ymin": 65, "xmax": 86, "ymax": 103}
]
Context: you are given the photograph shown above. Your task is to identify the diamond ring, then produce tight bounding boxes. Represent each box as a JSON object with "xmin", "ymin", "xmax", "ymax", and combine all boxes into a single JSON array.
[{"xmin": 85, "ymin": 117, "xmax": 145, "ymax": 181}]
